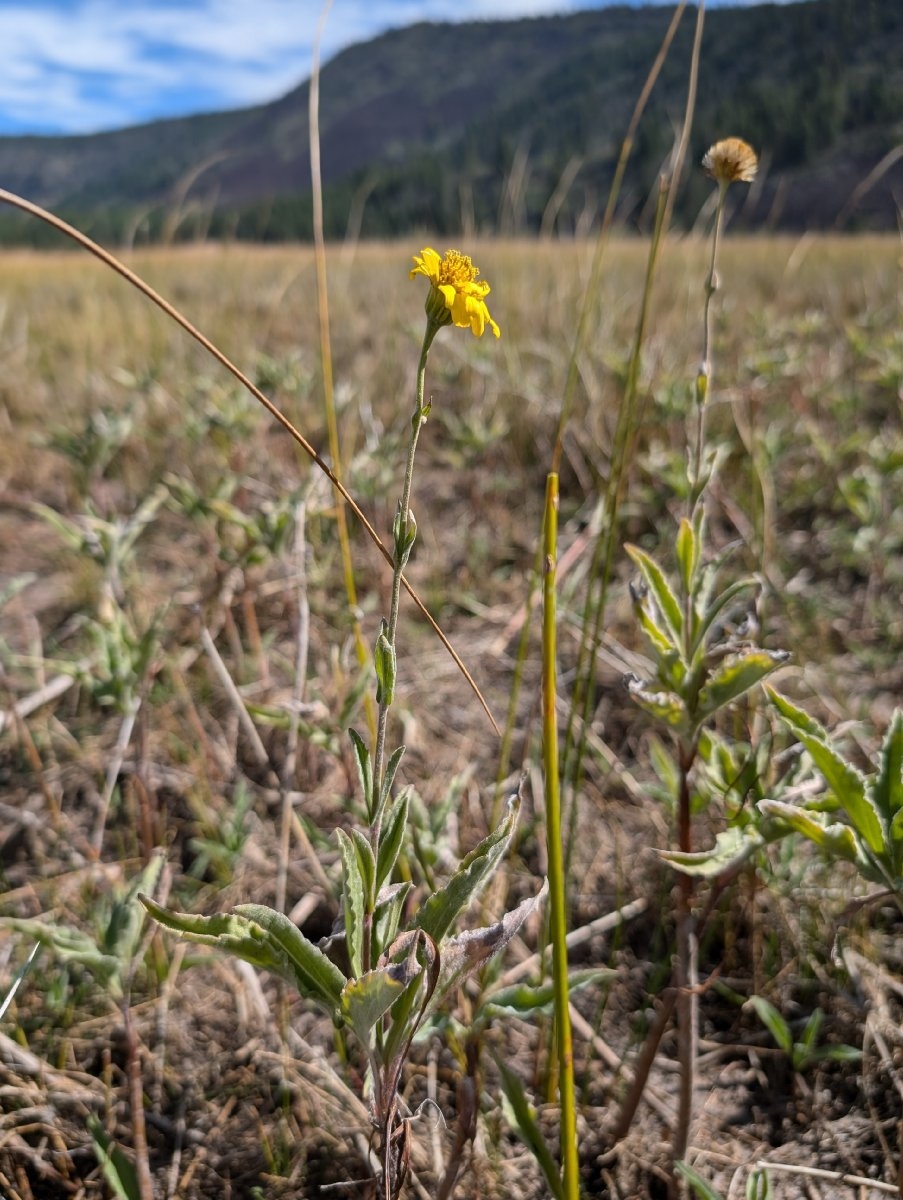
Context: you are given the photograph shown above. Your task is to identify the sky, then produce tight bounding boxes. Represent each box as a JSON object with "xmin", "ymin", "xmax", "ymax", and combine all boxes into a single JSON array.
[{"xmin": 0, "ymin": 0, "xmax": 776, "ymax": 137}]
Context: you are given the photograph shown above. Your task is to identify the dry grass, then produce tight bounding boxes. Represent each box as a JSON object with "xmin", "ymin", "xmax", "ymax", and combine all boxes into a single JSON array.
[{"xmin": 0, "ymin": 233, "xmax": 901, "ymax": 1199}]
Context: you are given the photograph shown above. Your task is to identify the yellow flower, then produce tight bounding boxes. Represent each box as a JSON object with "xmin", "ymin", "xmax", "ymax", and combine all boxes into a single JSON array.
[
  {"xmin": 410, "ymin": 247, "xmax": 500, "ymax": 338},
  {"xmin": 702, "ymin": 138, "xmax": 758, "ymax": 185}
]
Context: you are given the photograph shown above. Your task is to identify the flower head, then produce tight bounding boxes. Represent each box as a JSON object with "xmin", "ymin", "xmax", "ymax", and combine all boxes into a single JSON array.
[
  {"xmin": 702, "ymin": 138, "xmax": 758, "ymax": 186},
  {"xmin": 410, "ymin": 247, "xmax": 500, "ymax": 338}
]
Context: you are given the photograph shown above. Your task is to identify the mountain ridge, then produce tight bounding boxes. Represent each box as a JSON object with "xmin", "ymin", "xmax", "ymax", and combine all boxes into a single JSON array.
[{"xmin": 0, "ymin": 0, "xmax": 900, "ymax": 243}]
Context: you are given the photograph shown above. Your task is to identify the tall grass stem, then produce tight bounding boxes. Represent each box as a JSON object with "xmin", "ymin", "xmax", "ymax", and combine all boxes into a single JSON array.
[
  {"xmin": 542, "ymin": 473, "xmax": 580, "ymax": 1200},
  {"xmin": 309, "ymin": 0, "xmax": 376, "ymax": 740}
]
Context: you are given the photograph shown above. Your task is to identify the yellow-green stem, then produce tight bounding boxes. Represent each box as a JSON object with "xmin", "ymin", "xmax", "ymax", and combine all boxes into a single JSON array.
[
  {"xmin": 372, "ymin": 324, "xmax": 434, "ymax": 842},
  {"xmin": 542, "ymin": 473, "xmax": 580, "ymax": 1200},
  {"xmin": 692, "ymin": 181, "xmax": 727, "ymax": 502}
]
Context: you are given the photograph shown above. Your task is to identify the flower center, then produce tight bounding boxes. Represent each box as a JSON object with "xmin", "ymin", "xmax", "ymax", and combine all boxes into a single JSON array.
[{"xmin": 438, "ymin": 249, "xmax": 479, "ymax": 289}]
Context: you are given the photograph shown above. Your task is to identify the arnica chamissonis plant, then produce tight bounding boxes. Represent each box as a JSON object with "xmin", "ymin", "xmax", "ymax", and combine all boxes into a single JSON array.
[
  {"xmin": 410, "ymin": 247, "xmax": 501, "ymax": 340},
  {"xmin": 701, "ymin": 136, "xmax": 759, "ymax": 186}
]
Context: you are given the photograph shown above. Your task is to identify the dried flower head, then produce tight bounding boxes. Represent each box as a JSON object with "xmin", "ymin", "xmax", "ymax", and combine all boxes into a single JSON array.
[
  {"xmin": 702, "ymin": 138, "xmax": 758, "ymax": 185},
  {"xmin": 410, "ymin": 247, "xmax": 500, "ymax": 338}
]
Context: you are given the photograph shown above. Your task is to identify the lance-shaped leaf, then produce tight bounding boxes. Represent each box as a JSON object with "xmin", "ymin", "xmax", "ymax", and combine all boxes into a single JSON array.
[
  {"xmin": 756, "ymin": 800, "xmax": 861, "ymax": 867},
  {"xmin": 140, "ymin": 897, "xmax": 346, "ymax": 1014},
  {"xmin": 767, "ymin": 689, "xmax": 883, "ymax": 855},
  {"xmin": 104, "ymin": 852, "xmax": 166, "ymax": 963},
  {"xmin": 658, "ymin": 824, "xmax": 766, "ymax": 879},
  {"xmin": 690, "ymin": 575, "xmax": 758, "ymax": 657},
  {"xmin": 497, "ymin": 1057, "xmax": 565, "ymax": 1200},
  {"xmin": 674, "ymin": 1161, "xmax": 722, "ymax": 1200},
  {"xmin": 624, "ymin": 675, "xmax": 689, "ymax": 732},
  {"xmin": 632, "ymin": 592, "xmax": 679, "ymax": 659},
  {"xmin": 872, "ymin": 711, "xmax": 903, "ymax": 842},
  {"xmin": 484, "ymin": 966, "xmax": 614, "ymax": 1021},
  {"xmin": 746, "ymin": 996, "xmax": 793, "ymax": 1054},
  {"xmin": 376, "ymin": 788, "xmax": 409, "ymax": 891},
  {"xmin": 625, "ymin": 543, "xmax": 684, "ymax": 649},
  {"xmin": 374, "ymin": 626, "xmax": 396, "ymax": 706},
  {"xmin": 340, "ymin": 958, "xmax": 417, "ymax": 1049},
  {"xmin": 88, "ymin": 1116, "xmax": 142, "ymax": 1200},
  {"xmin": 431, "ymin": 881, "xmax": 548, "ymax": 1006},
  {"xmin": 675, "ymin": 516, "xmax": 700, "ymax": 596},
  {"xmin": 379, "ymin": 745, "xmax": 406, "ymax": 813},
  {"xmin": 412, "ymin": 794, "xmax": 520, "ymax": 946},
  {"xmin": 336, "ymin": 830, "xmax": 370, "ymax": 977},
  {"xmin": 348, "ymin": 729, "xmax": 373, "ymax": 816},
  {"xmin": 373, "ymin": 881, "xmax": 411, "ymax": 959},
  {"xmin": 695, "ymin": 650, "xmax": 789, "ymax": 726}
]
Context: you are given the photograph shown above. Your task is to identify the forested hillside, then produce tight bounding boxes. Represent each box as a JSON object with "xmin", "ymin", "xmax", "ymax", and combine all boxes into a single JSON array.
[{"xmin": 0, "ymin": 0, "xmax": 899, "ymax": 243}]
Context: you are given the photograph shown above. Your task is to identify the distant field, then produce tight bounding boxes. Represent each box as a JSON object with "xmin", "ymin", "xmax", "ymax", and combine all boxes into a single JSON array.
[{"xmin": 0, "ymin": 234, "xmax": 900, "ymax": 1199}]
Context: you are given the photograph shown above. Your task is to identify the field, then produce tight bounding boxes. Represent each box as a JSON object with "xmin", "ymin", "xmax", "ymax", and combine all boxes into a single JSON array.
[{"xmin": 0, "ymin": 232, "xmax": 901, "ymax": 1200}]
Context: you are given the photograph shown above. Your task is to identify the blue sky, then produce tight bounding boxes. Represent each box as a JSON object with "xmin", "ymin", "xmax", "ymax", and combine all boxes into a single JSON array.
[{"xmin": 1, "ymin": 0, "xmax": 776, "ymax": 137}]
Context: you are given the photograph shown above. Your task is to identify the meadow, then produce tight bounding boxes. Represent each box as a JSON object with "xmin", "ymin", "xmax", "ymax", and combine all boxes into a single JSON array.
[{"xmin": 0, "ymin": 230, "xmax": 901, "ymax": 1199}]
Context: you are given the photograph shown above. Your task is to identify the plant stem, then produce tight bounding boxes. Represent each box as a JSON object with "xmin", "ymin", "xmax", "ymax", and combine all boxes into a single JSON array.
[
  {"xmin": 672, "ymin": 737, "xmax": 698, "ymax": 1176},
  {"xmin": 542, "ymin": 473, "xmax": 580, "ymax": 1200},
  {"xmin": 692, "ymin": 183, "xmax": 727, "ymax": 501},
  {"xmin": 371, "ymin": 325, "xmax": 433, "ymax": 837}
]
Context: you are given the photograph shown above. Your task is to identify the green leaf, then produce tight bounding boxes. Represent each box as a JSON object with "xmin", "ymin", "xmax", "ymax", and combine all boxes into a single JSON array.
[
  {"xmin": 696, "ymin": 651, "xmax": 788, "ymax": 725},
  {"xmin": 380, "ymin": 745, "xmax": 406, "ymax": 811},
  {"xmin": 625, "ymin": 543, "xmax": 684, "ymax": 648},
  {"xmin": 336, "ymin": 830, "xmax": 367, "ymax": 977},
  {"xmin": 351, "ymin": 829, "xmax": 376, "ymax": 903},
  {"xmin": 768, "ymin": 691, "xmax": 882, "ymax": 855},
  {"xmin": 87, "ymin": 1117, "xmax": 142, "ymax": 1200},
  {"xmin": 374, "ymin": 626, "xmax": 396, "ymax": 706},
  {"xmin": 348, "ymin": 728, "xmax": 373, "ymax": 816},
  {"xmin": 485, "ymin": 968, "xmax": 614, "ymax": 1020},
  {"xmin": 633, "ymin": 596, "xmax": 679, "ymax": 658},
  {"xmin": 624, "ymin": 676, "xmax": 689, "ymax": 732},
  {"xmin": 691, "ymin": 575, "xmax": 758, "ymax": 655},
  {"xmin": 872, "ymin": 711, "xmax": 903, "ymax": 837},
  {"xmin": 140, "ymin": 897, "xmax": 346, "ymax": 1014},
  {"xmin": 675, "ymin": 1162, "xmax": 723, "ymax": 1200},
  {"xmin": 374, "ymin": 882, "xmax": 411, "ymax": 958},
  {"xmin": 658, "ymin": 825, "xmax": 765, "ymax": 878},
  {"xmin": 104, "ymin": 851, "xmax": 166, "ymax": 963},
  {"xmin": 799, "ymin": 1006, "xmax": 824, "ymax": 1052},
  {"xmin": 757, "ymin": 800, "xmax": 861, "ymax": 865},
  {"xmin": 497, "ymin": 1058, "xmax": 565, "ymax": 1200},
  {"xmin": 808, "ymin": 1043, "xmax": 862, "ymax": 1064},
  {"xmin": 746, "ymin": 1167, "xmax": 772, "ymax": 1200},
  {"xmin": 747, "ymin": 996, "xmax": 793, "ymax": 1055},
  {"xmin": 413, "ymin": 794, "xmax": 520, "ymax": 946},
  {"xmin": 431, "ymin": 883, "xmax": 548, "ymax": 1005},
  {"xmin": 376, "ymin": 789, "xmax": 409, "ymax": 891},
  {"xmin": 676, "ymin": 516, "xmax": 699, "ymax": 594},
  {"xmin": 0, "ymin": 918, "xmax": 121, "ymax": 991},
  {"xmin": 340, "ymin": 961, "xmax": 414, "ymax": 1048}
]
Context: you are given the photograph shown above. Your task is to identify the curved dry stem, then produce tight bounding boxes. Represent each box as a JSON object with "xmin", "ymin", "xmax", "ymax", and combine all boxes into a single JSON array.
[{"xmin": 0, "ymin": 187, "xmax": 498, "ymax": 737}]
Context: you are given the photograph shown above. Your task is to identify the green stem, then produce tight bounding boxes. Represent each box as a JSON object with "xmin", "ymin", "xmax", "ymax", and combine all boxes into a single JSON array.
[
  {"xmin": 371, "ymin": 323, "xmax": 434, "ymax": 841},
  {"xmin": 542, "ymin": 473, "xmax": 580, "ymax": 1200},
  {"xmin": 692, "ymin": 182, "xmax": 727, "ymax": 504},
  {"xmin": 672, "ymin": 736, "xmax": 698, "ymax": 1177}
]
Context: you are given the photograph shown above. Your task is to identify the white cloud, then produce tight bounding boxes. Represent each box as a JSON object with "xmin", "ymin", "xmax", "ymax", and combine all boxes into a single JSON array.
[{"xmin": 0, "ymin": 0, "xmax": 791, "ymax": 134}]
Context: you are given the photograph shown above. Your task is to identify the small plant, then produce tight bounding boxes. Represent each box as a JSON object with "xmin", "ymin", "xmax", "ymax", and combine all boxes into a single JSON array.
[
  {"xmin": 746, "ymin": 996, "xmax": 861, "ymax": 1075},
  {"xmin": 1, "ymin": 854, "xmax": 164, "ymax": 1004},
  {"xmin": 617, "ymin": 138, "xmax": 788, "ymax": 1171},
  {"xmin": 143, "ymin": 248, "xmax": 544, "ymax": 1200}
]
